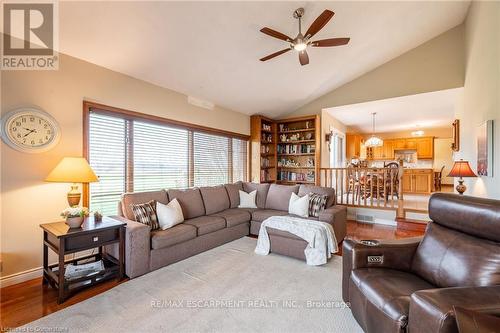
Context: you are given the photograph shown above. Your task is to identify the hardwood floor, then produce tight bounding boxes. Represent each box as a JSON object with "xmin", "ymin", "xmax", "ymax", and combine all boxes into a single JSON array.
[{"xmin": 1, "ymin": 220, "xmax": 425, "ymax": 329}]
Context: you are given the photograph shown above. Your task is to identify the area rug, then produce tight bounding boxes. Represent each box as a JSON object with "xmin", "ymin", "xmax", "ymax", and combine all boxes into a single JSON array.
[{"xmin": 22, "ymin": 237, "xmax": 362, "ymax": 333}]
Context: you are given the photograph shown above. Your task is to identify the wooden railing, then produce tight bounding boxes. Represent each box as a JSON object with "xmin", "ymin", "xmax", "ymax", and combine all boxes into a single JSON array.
[{"xmin": 319, "ymin": 162, "xmax": 405, "ymax": 218}]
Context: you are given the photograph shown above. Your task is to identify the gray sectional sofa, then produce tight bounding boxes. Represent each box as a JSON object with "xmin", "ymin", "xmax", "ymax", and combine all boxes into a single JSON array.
[{"xmin": 106, "ymin": 182, "xmax": 347, "ymax": 278}]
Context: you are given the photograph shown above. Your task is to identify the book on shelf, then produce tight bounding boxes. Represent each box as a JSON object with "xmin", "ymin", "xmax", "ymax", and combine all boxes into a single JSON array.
[
  {"xmin": 278, "ymin": 170, "xmax": 315, "ymax": 182},
  {"xmin": 277, "ymin": 144, "xmax": 315, "ymax": 155}
]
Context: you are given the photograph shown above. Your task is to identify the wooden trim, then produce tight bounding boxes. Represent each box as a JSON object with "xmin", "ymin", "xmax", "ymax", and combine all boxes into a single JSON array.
[
  {"xmin": 125, "ymin": 120, "xmax": 134, "ymax": 193},
  {"xmin": 82, "ymin": 105, "xmax": 90, "ymax": 207},
  {"xmin": 277, "ymin": 114, "xmax": 319, "ymax": 123},
  {"xmin": 83, "ymin": 101, "xmax": 250, "ymax": 140}
]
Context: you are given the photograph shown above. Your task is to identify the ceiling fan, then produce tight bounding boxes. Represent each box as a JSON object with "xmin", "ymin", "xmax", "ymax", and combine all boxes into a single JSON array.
[{"xmin": 259, "ymin": 8, "xmax": 350, "ymax": 66}]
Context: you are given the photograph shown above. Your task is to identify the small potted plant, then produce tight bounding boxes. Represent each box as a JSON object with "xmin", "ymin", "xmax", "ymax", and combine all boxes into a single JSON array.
[{"xmin": 61, "ymin": 207, "xmax": 89, "ymax": 228}]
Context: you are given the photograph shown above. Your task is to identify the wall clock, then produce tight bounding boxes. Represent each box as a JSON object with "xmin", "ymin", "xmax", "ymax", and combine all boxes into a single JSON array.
[{"xmin": 1, "ymin": 108, "xmax": 61, "ymax": 153}]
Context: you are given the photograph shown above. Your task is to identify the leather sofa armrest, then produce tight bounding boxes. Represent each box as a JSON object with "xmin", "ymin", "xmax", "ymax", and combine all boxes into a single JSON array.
[
  {"xmin": 319, "ymin": 205, "xmax": 347, "ymax": 241},
  {"xmin": 342, "ymin": 237, "xmax": 422, "ymax": 303},
  {"xmin": 408, "ymin": 286, "xmax": 500, "ymax": 333},
  {"xmin": 104, "ymin": 215, "xmax": 151, "ymax": 278}
]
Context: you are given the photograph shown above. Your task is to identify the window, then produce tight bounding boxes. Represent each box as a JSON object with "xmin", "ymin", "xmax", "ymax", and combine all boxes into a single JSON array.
[
  {"xmin": 133, "ymin": 121, "xmax": 189, "ymax": 191},
  {"xmin": 329, "ymin": 129, "xmax": 346, "ymax": 168},
  {"xmin": 88, "ymin": 113, "xmax": 126, "ymax": 215},
  {"xmin": 86, "ymin": 105, "xmax": 248, "ymax": 216}
]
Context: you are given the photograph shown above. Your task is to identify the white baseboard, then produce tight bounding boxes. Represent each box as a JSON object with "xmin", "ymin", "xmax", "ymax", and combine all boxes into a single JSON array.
[{"xmin": 0, "ymin": 266, "xmax": 43, "ymax": 288}]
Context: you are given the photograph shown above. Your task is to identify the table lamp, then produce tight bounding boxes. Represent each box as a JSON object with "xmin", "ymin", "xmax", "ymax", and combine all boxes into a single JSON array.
[
  {"xmin": 45, "ymin": 157, "xmax": 99, "ymax": 206},
  {"xmin": 447, "ymin": 159, "xmax": 477, "ymax": 195}
]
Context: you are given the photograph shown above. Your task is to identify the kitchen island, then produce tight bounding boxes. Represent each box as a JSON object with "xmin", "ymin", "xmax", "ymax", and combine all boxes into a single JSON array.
[{"xmin": 402, "ymin": 168, "xmax": 434, "ymax": 194}]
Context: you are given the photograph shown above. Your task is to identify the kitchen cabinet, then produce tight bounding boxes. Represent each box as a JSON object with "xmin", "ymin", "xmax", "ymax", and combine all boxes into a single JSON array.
[
  {"xmin": 367, "ymin": 139, "xmax": 394, "ymax": 160},
  {"xmin": 394, "ymin": 139, "xmax": 406, "ymax": 149},
  {"xmin": 392, "ymin": 137, "xmax": 434, "ymax": 159},
  {"xmin": 383, "ymin": 140, "xmax": 394, "ymax": 160},
  {"xmin": 346, "ymin": 134, "xmax": 362, "ymax": 159},
  {"xmin": 402, "ymin": 169, "xmax": 433, "ymax": 194},
  {"xmin": 415, "ymin": 137, "xmax": 434, "ymax": 159}
]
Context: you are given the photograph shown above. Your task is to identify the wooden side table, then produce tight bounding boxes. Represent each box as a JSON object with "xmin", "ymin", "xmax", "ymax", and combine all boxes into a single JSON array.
[{"xmin": 40, "ymin": 216, "xmax": 125, "ymax": 303}]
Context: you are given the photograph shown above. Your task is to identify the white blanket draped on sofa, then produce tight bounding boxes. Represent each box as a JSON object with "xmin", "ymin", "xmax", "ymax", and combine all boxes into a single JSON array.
[{"xmin": 255, "ymin": 216, "xmax": 338, "ymax": 265}]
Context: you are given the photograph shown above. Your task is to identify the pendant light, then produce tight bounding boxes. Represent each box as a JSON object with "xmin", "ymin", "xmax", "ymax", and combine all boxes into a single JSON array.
[{"xmin": 365, "ymin": 112, "xmax": 383, "ymax": 147}]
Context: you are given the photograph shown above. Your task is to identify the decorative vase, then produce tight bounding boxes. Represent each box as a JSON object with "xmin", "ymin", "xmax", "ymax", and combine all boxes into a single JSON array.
[{"xmin": 66, "ymin": 216, "xmax": 84, "ymax": 228}]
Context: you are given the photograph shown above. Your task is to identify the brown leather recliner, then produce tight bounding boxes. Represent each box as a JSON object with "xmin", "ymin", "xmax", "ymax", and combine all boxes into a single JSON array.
[{"xmin": 342, "ymin": 193, "xmax": 500, "ymax": 333}]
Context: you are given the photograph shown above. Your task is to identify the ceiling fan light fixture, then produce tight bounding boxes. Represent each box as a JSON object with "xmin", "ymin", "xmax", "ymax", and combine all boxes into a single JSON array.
[{"xmin": 293, "ymin": 42, "xmax": 307, "ymax": 51}]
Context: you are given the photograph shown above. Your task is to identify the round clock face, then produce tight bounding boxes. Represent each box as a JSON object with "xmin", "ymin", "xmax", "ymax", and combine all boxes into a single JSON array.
[{"xmin": 1, "ymin": 108, "xmax": 60, "ymax": 153}]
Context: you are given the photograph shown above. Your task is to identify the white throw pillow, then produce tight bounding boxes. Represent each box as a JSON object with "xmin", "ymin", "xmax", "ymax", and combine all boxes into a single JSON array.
[
  {"xmin": 238, "ymin": 190, "xmax": 258, "ymax": 208},
  {"xmin": 288, "ymin": 192, "xmax": 310, "ymax": 218},
  {"xmin": 156, "ymin": 199, "xmax": 184, "ymax": 230}
]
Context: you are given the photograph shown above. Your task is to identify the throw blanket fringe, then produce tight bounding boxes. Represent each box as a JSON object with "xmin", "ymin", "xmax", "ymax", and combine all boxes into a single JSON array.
[{"xmin": 255, "ymin": 216, "xmax": 338, "ymax": 265}]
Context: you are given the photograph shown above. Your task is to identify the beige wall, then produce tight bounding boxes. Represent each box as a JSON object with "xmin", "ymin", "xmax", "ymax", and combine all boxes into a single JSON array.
[
  {"xmin": 1, "ymin": 53, "xmax": 249, "ymax": 279},
  {"xmin": 434, "ymin": 137, "xmax": 455, "ymax": 185},
  {"xmin": 320, "ymin": 111, "xmax": 347, "ymax": 168},
  {"xmin": 285, "ymin": 24, "xmax": 465, "ymax": 117},
  {"xmin": 454, "ymin": 1, "xmax": 500, "ymax": 198}
]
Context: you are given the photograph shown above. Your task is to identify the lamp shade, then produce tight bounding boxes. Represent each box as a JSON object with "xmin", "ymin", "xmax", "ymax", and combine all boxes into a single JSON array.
[
  {"xmin": 448, "ymin": 160, "xmax": 477, "ymax": 178},
  {"xmin": 45, "ymin": 157, "xmax": 99, "ymax": 183}
]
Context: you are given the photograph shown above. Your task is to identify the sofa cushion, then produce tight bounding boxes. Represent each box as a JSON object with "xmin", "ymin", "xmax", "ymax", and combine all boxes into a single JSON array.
[
  {"xmin": 350, "ymin": 268, "xmax": 434, "ymax": 330},
  {"xmin": 200, "ymin": 186, "xmax": 230, "ymax": 215},
  {"xmin": 167, "ymin": 188, "xmax": 205, "ymax": 219},
  {"xmin": 150, "ymin": 224, "xmax": 197, "ymax": 250},
  {"xmin": 411, "ymin": 222, "xmax": 500, "ymax": 288},
  {"xmin": 130, "ymin": 200, "xmax": 160, "ymax": 230},
  {"xmin": 184, "ymin": 216, "xmax": 226, "ymax": 236},
  {"xmin": 298, "ymin": 185, "xmax": 336, "ymax": 207},
  {"xmin": 251, "ymin": 209, "xmax": 288, "ymax": 222},
  {"xmin": 243, "ymin": 182, "xmax": 270, "ymax": 209},
  {"xmin": 225, "ymin": 181, "xmax": 243, "ymax": 208},
  {"xmin": 121, "ymin": 190, "xmax": 169, "ymax": 220},
  {"xmin": 265, "ymin": 184, "xmax": 299, "ymax": 211},
  {"xmin": 211, "ymin": 208, "xmax": 251, "ymax": 228},
  {"xmin": 308, "ymin": 193, "xmax": 328, "ymax": 217}
]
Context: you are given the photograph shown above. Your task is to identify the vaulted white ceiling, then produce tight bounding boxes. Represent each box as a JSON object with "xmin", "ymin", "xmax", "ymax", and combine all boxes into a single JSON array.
[{"xmin": 58, "ymin": 1, "xmax": 470, "ymax": 117}]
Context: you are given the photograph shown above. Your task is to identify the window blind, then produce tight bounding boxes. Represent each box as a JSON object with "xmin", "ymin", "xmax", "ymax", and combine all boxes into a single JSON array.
[
  {"xmin": 88, "ymin": 113, "xmax": 126, "ymax": 215},
  {"xmin": 133, "ymin": 121, "xmax": 189, "ymax": 191},
  {"xmin": 87, "ymin": 109, "xmax": 248, "ymax": 216},
  {"xmin": 232, "ymin": 138, "xmax": 247, "ymax": 182},
  {"xmin": 193, "ymin": 132, "xmax": 229, "ymax": 187}
]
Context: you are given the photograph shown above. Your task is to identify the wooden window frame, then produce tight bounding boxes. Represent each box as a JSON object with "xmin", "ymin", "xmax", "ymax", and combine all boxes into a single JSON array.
[{"xmin": 82, "ymin": 101, "xmax": 250, "ymax": 207}]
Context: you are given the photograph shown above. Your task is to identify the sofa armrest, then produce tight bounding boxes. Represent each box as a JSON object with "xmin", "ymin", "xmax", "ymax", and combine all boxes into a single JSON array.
[
  {"xmin": 104, "ymin": 215, "xmax": 151, "ymax": 278},
  {"xmin": 319, "ymin": 205, "xmax": 347, "ymax": 241},
  {"xmin": 342, "ymin": 237, "xmax": 422, "ymax": 303},
  {"xmin": 408, "ymin": 286, "xmax": 500, "ymax": 333}
]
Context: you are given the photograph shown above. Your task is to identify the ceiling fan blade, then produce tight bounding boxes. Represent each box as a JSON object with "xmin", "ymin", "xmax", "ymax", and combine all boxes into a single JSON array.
[
  {"xmin": 311, "ymin": 37, "xmax": 350, "ymax": 47},
  {"xmin": 305, "ymin": 10, "xmax": 334, "ymax": 39},
  {"xmin": 260, "ymin": 27, "xmax": 292, "ymax": 42},
  {"xmin": 299, "ymin": 50, "xmax": 309, "ymax": 66},
  {"xmin": 260, "ymin": 48, "xmax": 292, "ymax": 61}
]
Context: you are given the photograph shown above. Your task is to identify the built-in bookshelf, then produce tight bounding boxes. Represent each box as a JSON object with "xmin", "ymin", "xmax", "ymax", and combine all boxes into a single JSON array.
[
  {"xmin": 250, "ymin": 115, "xmax": 277, "ymax": 183},
  {"xmin": 250, "ymin": 114, "xmax": 320, "ymax": 185}
]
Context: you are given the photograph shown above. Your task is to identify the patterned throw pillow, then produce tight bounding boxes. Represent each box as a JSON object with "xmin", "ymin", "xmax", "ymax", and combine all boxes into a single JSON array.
[
  {"xmin": 130, "ymin": 200, "xmax": 160, "ymax": 230},
  {"xmin": 308, "ymin": 193, "xmax": 328, "ymax": 217}
]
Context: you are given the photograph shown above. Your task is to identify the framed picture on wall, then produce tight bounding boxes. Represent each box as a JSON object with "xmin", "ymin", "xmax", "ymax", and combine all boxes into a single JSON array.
[{"xmin": 477, "ymin": 120, "xmax": 494, "ymax": 177}]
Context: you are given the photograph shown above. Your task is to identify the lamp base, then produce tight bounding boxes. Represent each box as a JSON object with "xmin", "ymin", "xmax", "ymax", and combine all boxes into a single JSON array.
[
  {"xmin": 67, "ymin": 184, "xmax": 81, "ymax": 207},
  {"xmin": 456, "ymin": 179, "xmax": 467, "ymax": 195}
]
